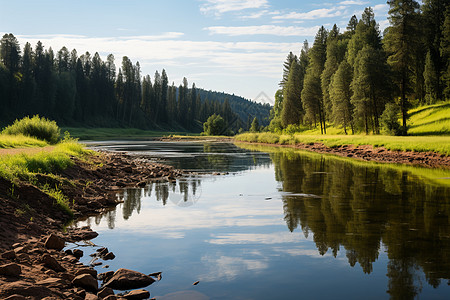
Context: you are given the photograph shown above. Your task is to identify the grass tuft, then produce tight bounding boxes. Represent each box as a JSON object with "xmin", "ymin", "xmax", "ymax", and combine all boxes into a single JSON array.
[{"xmin": 2, "ymin": 115, "xmax": 61, "ymax": 144}]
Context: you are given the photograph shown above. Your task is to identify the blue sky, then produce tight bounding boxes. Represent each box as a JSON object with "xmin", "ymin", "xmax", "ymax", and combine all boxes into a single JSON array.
[{"xmin": 0, "ymin": 0, "xmax": 393, "ymax": 103}]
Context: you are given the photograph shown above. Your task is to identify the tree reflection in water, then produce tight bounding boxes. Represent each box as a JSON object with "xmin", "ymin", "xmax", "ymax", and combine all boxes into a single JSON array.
[{"xmin": 268, "ymin": 147, "xmax": 450, "ymax": 297}]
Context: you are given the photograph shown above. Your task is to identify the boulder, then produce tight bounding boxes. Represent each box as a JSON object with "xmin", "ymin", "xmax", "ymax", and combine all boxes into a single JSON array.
[
  {"xmin": 1, "ymin": 250, "xmax": 16, "ymax": 260},
  {"xmin": 123, "ymin": 289, "xmax": 150, "ymax": 300},
  {"xmin": 42, "ymin": 254, "xmax": 65, "ymax": 272},
  {"xmin": 75, "ymin": 268, "xmax": 97, "ymax": 279},
  {"xmin": 103, "ymin": 252, "xmax": 116, "ymax": 260},
  {"xmin": 73, "ymin": 249, "xmax": 84, "ymax": 258},
  {"xmin": 0, "ymin": 263, "xmax": 21, "ymax": 276},
  {"xmin": 85, "ymin": 293, "xmax": 99, "ymax": 300},
  {"xmin": 72, "ymin": 273, "xmax": 98, "ymax": 292},
  {"xmin": 104, "ymin": 269, "xmax": 155, "ymax": 290},
  {"xmin": 44, "ymin": 234, "xmax": 65, "ymax": 251},
  {"xmin": 35, "ymin": 278, "xmax": 66, "ymax": 288},
  {"xmin": 98, "ymin": 271, "xmax": 114, "ymax": 282},
  {"xmin": 97, "ymin": 287, "xmax": 115, "ymax": 298}
]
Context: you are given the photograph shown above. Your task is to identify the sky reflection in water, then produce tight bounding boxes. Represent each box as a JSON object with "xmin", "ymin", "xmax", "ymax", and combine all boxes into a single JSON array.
[{"xmin": 77, "ymin": 141, "xmax": 450, "ymax": 300}]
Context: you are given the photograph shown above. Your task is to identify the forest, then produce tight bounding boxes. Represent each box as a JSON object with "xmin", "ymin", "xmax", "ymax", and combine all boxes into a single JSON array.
[
  {"xmin": 0, "ymin": 35, "xmax": 270, "ymax": 133},
  {"xmin": 271, "ymin": 0, "xmax": 450, "ymax": 135}
]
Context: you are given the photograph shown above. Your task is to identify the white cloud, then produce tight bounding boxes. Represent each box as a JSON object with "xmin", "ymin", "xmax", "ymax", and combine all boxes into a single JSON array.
[
  {"xmin": 200, "ymin": 255, "xmax": 268, "ymax": 281},
  {"xmin": 200, "ymin": 0, "xmax": 269, "ymax": 16},
  {"xmin": 273, "ymin": 7, "xmax": 347, "ymax": 21},
  {"xmin": 208, "ymin": 232, "xmax": 304, "ymax": 245},
  {"xmin": 339, "ymin": 0, "xmax": 368, "ymax": 5},
  {"xmin": 205, "ymin": 25, "xmax": 320, "ymax": 36}
]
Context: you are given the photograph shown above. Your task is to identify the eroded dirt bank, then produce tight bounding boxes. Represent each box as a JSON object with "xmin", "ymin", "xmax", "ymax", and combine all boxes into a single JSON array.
[
  {"xmin": 0, "ymin": 151, "xmax": 184, "ymax": 299},
  {"xmin": 237, "ymin": 141, "xmax": 450, "ymax": 169}
]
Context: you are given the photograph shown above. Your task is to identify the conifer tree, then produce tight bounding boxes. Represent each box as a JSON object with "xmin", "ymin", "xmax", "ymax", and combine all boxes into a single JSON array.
[
  {"xmin": 384, "ymin": 0, "xmax": 421, "ymax": 134},
  {"xmin": 281, "ymin": 59, "xmax": 303, "ymax": 127},
  {"xmin": 330, "ymin": 61, "xmax": 353, "ymax": 134},
  {"xmin": 424, "ymin": 50, "xmax": 439, "ymax": 103}
]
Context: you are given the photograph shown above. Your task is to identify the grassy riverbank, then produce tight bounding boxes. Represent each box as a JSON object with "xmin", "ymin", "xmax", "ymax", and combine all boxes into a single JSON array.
[{"xmin": 235, "ymin": 133, "xmax": 450, "ymax": 155}]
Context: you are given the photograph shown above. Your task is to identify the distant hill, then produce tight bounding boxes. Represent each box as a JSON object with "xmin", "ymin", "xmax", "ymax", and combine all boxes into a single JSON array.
[{"xmin": 197, "ymin": 89, "xmax": 272, "ymax": 128}]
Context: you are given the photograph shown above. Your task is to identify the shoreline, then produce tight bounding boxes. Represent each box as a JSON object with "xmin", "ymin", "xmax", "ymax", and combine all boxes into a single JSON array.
[
  {"xmin": 0, "ymin": 151, "xmax": 184, "ymax": 299},
  {"xmin": 235, "ymin": 140, "xmax": 450, "ymax": 169}
]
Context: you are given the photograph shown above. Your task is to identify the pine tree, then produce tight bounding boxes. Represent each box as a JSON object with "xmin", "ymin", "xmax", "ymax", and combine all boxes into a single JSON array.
[
  {"xmin": 302, "ymin": 26, "xmax": 328, "ymax": 133},
  {"xmin": 441, "ymin": 8, "xmax": 450, "ymax": 100},
  {"xmin": 384, "ymin": 0, "xmax": 421, "ymax": 134},
  {"xmin": 330, "ymin": 61, "xmax": 353, "ymax": 134},
  {"xmin": 424, "ymin": 50, "xmax": 439, "ymax": 103},
  {"xmin": 281, "ymin": 59, "xmax": 303, "ymax": 127},
  {"xmin": 279, "ymin": 52, "xmax": 296, "ymax": 89}
]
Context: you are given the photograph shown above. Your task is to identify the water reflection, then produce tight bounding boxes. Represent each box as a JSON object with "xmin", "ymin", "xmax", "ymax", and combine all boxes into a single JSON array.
[
  {"xmin": 264, "ymin": 145, "xmax": 450, "ymax": 296},
  {"xmin": 80, "ymin": 141, "xmax": 450, "ymax": 299}
]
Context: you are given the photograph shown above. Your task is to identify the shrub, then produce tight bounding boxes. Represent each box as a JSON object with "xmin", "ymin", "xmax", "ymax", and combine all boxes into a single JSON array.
[
  {"xmin": 203, "ymin": 114, "xmax": 231, "ymax": 136},
  {"xmin": 381, "ymin": 103, "xmax": 401, "ymax": 136},
  {"xmin": 2, "ymin": 115, "xmax": 61, "ymax": 144}
]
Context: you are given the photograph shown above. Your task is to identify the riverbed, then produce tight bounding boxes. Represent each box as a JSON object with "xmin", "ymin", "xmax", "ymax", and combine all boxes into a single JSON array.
[{"xmin": 78, "ymin": 141, "xmax": 450, "ymax": 299}]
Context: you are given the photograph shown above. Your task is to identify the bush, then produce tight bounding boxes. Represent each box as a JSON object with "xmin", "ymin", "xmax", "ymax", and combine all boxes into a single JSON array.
[
  {"xmin": 381, "ymin": 103, "xmax": 401, "ymax": 135},
  {"xmin": 2, "ymin": 115, "xmax": 61, "ymax": 144},
  {"xmin": 203, "ymin": 114, "xmax": 232, "ymax": 136}
]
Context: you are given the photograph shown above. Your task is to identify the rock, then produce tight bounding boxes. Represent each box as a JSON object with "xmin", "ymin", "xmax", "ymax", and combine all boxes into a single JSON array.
[
  {"xmin": 92, "ymin": 261, "xmax": 102, "ymax": 267},
  {"xmin": 73, "ymin": 249, "xmax": 84, "ymax": 258},
  {"xmin": 0, "ymin": 263, "xmax": 22, "ymax": 276},
  {"xmin": 97, "ymin": 287, "xmax": 115, "ymax": 298},
  {"xmin": 13, "ymin": 246, "xmax": 27, "ymax": 254},
  {"xmin": 42, "ymin": 254, "xmax": 65, "ymax": 272},
  {"xmin": 61, "ymin": 272, "xmax": 75, "ymax": 282},
  {"xmin": 73, "ymin": 287, "xmax": 86, "ymax": 298},
  {"xmin": 44, "ymin": 234, "xmax": 65, "ymax": 251},
  {"xmin": 72, "ymin": 273, "xmax": 98, "ymax": 292},
  {"xmin": 35, "ymin": 277, "xmax": 66, "ymax": 288},
  {"xmin": 4, "ymin": 295, "xmax": 27, "ymax": 300},
  {"xmin": 0, "ymin": 281, "xmax": 53, "ymax": 298},
  {"xmin": 98, "ymin": 271, "xmax": 114, "ymax": 282},
  {"xmin": 75, "ymin": 268, "xmax": 97, "ymax": 279},
  {"xmin": 103, "ymin": 252, "xmax": 116, "ymax": 260},
  {"xmin": 123, "ymin": 289, "xmax": 150, "ymax": 300},
  {"xmin": 64, "ymin": 249, "xmax": 73, "ymax": 256},
  {"xmin": 1, "ymin": 250, "xmax": 16, "ymax": 260},
  {"xmin": 104, "ymin": 268, "xmax": 155, "ymax": 290},
  {"xmin": 85, "ymin": 293, "xmax": 99, "ymax": 300},
  {"xmin": 97, "ymin": 247, "xmax": 109, "ymax": 256},
  {"xmin": 71, "ymin": 228, "xmax": 99, "ymax": 241}
]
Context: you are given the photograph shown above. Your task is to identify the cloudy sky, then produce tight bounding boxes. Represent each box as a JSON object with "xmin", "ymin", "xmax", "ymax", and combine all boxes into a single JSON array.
[{"xmin": 0, "ymin": 0, "xmax": 392, "ymax": 103}]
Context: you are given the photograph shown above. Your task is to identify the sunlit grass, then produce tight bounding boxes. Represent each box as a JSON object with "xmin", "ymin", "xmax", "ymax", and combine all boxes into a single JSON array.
[
  {"xmin": 2, "ymin": 115, "xmax": 61, "ymax": 144},
  {"xmin": 0, "ymin": 134, "xmax": 48, "ymax": 149}
]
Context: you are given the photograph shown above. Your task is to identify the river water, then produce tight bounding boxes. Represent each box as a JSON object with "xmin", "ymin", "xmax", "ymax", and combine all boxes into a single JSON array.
[{"xmin": 77, "ymin": 141, "xmax": 450, "ymax": 300}]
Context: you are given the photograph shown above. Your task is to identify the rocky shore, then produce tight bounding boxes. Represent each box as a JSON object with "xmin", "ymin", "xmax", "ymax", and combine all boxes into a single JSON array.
[
  {"xmin": 0, "ymin": 151, "xmax": 184, "ymax": 300},
  {"xmin": 237, "ymin": 141, "xmax": 450, "ymax": 169}
]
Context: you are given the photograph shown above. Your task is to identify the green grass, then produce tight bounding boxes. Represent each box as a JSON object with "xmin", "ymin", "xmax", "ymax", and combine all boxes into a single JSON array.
[
  {"xmin": 63, "ymin": 127, "xmax": 200, "ymax": 140},
  {"xmin": 2, "ymin": 115, "xmax": 61, "ymax": 144},
  {"xmin": 0, "ymin": 134, "xmax": 48, "ymax": 149},
  {"xmin": 0, "ymin": 140, "xmax": 91, "ymax": 216},
  {"xmin": 235, "ymin": 133, "xmax": 450, "ymax": 155},
  {"xmin": 407, "ymin": 102, "xmax": 450, "ymax": 135},
  {"xmin": 236, "ymin": 142, "xmax": 450, "ymax": 187}
]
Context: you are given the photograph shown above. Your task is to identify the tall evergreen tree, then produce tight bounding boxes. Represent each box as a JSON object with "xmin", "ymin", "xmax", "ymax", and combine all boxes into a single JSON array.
[
  {"xmin": 302, "ymin": 26, "xmax": 328, "ymax": 133},
  {"xmin": 281, "ymin": 59, "xmax": 304, "ymax": 127},
  {"xmin": 441, "ymin": 8, "xmax": 450, "ymax": 100},
  {"xmin": 279, "ymin": 52, "xmax": 296, "ymax": 89},
  {"xmin": 384, "ymin": 0, "xmax": 421, "ymax": 134},
  {"xmin": 330, "ymin": 61, "xmax": 353, "ymax": 134},
  {"xmin": 424, "ymin": 50, "xmax": 439, "ymax": 103}
]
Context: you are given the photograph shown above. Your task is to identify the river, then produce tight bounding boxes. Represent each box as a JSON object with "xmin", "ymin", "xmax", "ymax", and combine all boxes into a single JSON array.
[{"xmin": 76, "ymin": 140, "xmax": 450, "ymax": 299}]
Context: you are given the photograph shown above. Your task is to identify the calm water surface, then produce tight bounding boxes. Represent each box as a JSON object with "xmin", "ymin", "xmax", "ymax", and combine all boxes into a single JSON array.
[{"xmin": 77, "ymin": 141, "xmax": 450, "ymax": 300}]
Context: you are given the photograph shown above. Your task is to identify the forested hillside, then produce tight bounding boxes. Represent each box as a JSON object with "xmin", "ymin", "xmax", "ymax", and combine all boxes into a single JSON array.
[
  {"xmin": 0, "ymin": 34, "xmax": 269, "ymax": 133},
  {"xmin": 272, "ymin": 0, "xmax": 450, "ymax": 136}
]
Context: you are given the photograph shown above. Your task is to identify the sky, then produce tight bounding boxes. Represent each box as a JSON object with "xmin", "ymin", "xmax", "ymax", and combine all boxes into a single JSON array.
[{"xmin": 0, "ymin": 0, "xmax": 394, "ymax": 104}]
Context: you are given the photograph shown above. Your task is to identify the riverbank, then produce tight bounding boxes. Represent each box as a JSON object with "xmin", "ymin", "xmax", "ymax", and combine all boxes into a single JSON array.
[
  {"xmin": 234, "ymin": 134, "xmax": 450, "ymax": 169},
  {"xmin": 0, "ymin": 150, "xmax": 183, "ymax": 299}
]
